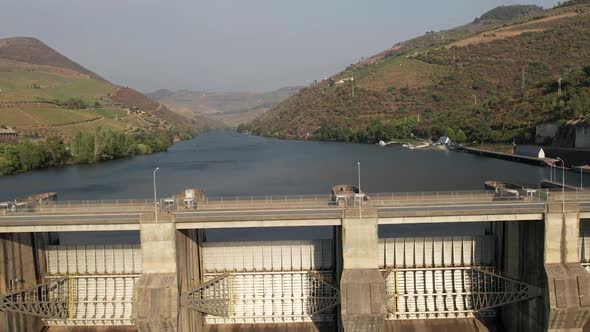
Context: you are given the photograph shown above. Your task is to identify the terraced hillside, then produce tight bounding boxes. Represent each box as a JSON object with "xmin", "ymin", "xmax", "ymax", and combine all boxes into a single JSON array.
[
  {"xmin": 0, "ymin": 37, "xmax": 199, "ymax": 175},
  {"xmin": 0, "ymin": 38, "xmax": 197, "ymax": 139},
  {"xmin": 243, "ymin": 1, "xmax": 590, "ymax": 144}
]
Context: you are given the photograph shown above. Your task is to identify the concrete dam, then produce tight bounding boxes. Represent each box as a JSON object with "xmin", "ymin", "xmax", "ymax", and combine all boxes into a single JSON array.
[{"xmin": 1, "ymin": 187, "xmax": 590, "ymax": 331}]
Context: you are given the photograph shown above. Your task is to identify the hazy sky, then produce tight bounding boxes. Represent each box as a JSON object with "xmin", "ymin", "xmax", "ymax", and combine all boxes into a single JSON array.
[{"xmin": 1, "ymin": 0, "xmax": 558, "ymax": 92}]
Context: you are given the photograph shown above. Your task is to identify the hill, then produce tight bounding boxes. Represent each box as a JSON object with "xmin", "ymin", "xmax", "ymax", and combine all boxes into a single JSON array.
[
  {"xmin": 0, "ymin": 37, "xmax": 104, "ymax": 80},
  {"xmin": 243, "ymin": 2, "xmax": 590, "ymax": 144},
  {"xmin": 0, "ymin": 37, "xmax": 198, "ymax": 138},
  {"xmin": 0, "ymin": 37, "xmax": 199, "ymax": 175},
  {"xmin": 478, "ymin": 5, "xmax": 543, "ymax": 21},
  {"xmin": 148, "ymin": 87, "xmax": 301, "ymax": 127}
]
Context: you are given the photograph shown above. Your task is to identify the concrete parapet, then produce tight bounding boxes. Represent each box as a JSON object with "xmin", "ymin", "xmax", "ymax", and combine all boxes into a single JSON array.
[
  {"xmin": 340, "ymin": 269, "xmax": 386, "ymax": 332},
  {"xmin": 134, "ymin": 216, "xmax": 179, "ymax": 332}
]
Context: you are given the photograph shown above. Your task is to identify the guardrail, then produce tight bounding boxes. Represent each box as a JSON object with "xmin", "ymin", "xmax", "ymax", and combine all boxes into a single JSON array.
[{"xmin": 2, "ymin": 188, "xmax": 586, "ymax": 215}]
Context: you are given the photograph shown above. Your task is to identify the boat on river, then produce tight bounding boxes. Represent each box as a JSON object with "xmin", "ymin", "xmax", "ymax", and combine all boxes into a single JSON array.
[{"xmin": 402, "ymin": 143, "xmax": 415, "ymax": 150}]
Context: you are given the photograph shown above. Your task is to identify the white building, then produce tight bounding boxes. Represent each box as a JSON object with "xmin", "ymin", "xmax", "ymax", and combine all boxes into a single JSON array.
[
  {"xmin": 335, "ymin": 77, "xmax": 354, "ymax": 85},
  {"xmin": 515, "ymin": 145, "xmax": 545, "ymax": 158},
  {"xmin": 436, "ymin": 136, "xmax": 451, "ymax": 145}
]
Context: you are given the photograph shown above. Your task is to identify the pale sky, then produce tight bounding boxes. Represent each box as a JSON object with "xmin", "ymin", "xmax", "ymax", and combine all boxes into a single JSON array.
[{"xmin": 0, "ymin": 0, "xmax": 558, "ymax": 92}]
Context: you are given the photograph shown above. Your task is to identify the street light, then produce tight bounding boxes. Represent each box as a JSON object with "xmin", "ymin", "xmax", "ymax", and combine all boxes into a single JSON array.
[
  {"xmin": 153, "ymin": 167, "xmax": 160, "ymax": 223},
  {"xmin": 557, "ymin": 158, "xmax": 564, "ymax": 213},
  {"xmin": 576, "ymin": 165, "xmax": 585, "ymax": 190},
  {"xmin": 357, "ymin": 162, "xmax": 362, "ymax": 218}
]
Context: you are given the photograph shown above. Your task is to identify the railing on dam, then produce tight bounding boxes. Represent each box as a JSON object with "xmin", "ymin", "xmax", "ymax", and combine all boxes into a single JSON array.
[{"xmin": 1, "ymin": 189, "xmax": 568, "ymax": 215}]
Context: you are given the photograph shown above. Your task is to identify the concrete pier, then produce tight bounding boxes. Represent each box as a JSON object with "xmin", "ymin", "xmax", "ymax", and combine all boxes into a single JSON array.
[
  {"xmin": 544, "ymin": 203, "xmax": 590, "ymax": 331},
  {"xmin": 177, "ymin": 229, "xmax": 205, "ymax": 332},
  {"xmin": 133, "ymin": 215, "xmax": 179, "ymax": 332},
  {"xmin": 0, "ymin": 233, "xmax": 47, "ymax": 332},
  {"xmin": 340, "ymin": 209, "xmax": 386, "ymax": 332}
]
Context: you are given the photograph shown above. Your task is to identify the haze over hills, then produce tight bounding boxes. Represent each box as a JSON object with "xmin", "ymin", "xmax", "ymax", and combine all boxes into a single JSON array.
[
  {"xmin": 243, "ymin": 1, "xmax": 590, "ymax": 144},
  {"xmin": 148, "ymin": 87, "xmax": 301, "ymax": 127}
]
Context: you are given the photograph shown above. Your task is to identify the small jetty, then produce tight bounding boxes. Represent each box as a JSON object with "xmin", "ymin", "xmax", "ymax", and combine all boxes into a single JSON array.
[
  {"xmin": 484, "ymin": 181, "xmax": 540, "ymax": 200},
  {"xmin": 0, "ymin": 192, "xmax": 57, "ymax": 210},
  {"xmin": 456, "ymin": 146, "xmax": 557, "ymax": 166},
  {"xmin": 541, "ymin": 180, "xmax": 581, "ymax": 191}
]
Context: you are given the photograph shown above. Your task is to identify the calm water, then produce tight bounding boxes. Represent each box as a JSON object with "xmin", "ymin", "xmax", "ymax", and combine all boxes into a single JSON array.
[
  {"xmin": 3, "ymin": 130, "xmax": 586, "ymax": 244},
  {"xmin": 0, "ymin": 130, "xmax": 583, "ymax": 201}
]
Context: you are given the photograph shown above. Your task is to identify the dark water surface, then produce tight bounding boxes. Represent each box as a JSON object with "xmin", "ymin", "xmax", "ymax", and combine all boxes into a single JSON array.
[
  {"xmin": 0, "ymin": 130, "xmax": 584, "ymax": 201},
  {"xmin": 4, "ymin": 130, "xmax": 586, "ymax": 245},
  {"xmin": 0, "ymin": 131, "xmax": 590, "ymax": 200}
]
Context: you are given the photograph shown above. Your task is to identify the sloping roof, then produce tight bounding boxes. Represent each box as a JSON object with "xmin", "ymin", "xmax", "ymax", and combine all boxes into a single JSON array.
[{"xmin": 515, "ymin": 145, "xmax": 544, "ymax": 156}]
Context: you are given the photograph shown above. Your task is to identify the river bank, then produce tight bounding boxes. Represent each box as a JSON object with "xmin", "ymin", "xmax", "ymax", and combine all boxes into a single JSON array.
[
  {"xmin": 0, "ymin": 129, "xmax": 198, "ymax": 176},
  {"xmin": 0, "ymin": 130, "xmax": 570, "ymax": 201}
]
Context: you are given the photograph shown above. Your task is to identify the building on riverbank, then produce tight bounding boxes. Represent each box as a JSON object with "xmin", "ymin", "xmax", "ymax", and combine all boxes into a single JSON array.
[
  {"xmin": 515, "ymin": 145, "xmax": 545, "ymax": 159},
  {"xmin": 0, "ymin": 126, "xmax": 18, "ymax": 142}
]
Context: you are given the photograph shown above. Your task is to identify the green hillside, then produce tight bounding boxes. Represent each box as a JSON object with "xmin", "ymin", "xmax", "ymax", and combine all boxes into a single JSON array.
[
  {"xmin": 0, "ymin": 37, "xmax": 199, "ymax": 175},
  {"xmin": 242, "ymin": 2, "xmax": 590, "ymax": 144}
]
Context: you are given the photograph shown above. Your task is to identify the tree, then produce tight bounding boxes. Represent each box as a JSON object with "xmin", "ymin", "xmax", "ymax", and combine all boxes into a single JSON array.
[
  {"xmin": 14, "ymin": 140, "xmax": 48, "ymax": 172},
  {"xmin": 45, "ymin": 136, "xmax": 70, "ymax": 167},
  {"xmin": 455, "ymin": 129, "xmax": 467, "ymax": 143}
]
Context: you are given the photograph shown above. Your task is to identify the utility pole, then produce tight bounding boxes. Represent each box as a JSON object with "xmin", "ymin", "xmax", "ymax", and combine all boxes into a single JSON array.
[
  {"xmin": 473, "ymin": 94, "xmax": 478, "ymax": 105},
  {"xmin": 351, "ymin": 74, "xmax": 355, "ymax": 98},
  {"xmin": 521, "ymin": 67, "xmax": 526, "ymax": 90},
  {"xmin": 558, "ymin": 76, "xmax": 562, "ymax": 97}
]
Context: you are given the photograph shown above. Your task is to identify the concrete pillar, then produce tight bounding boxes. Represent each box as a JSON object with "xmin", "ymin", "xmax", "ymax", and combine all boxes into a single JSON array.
[
  {"xmin": 0, "ymin": 233, "xmax": 46, "ymax": 332},
  {"xmin": 177, "ymin": 229, "xmax": 204, "ymax": 332},
  {"xmin": 339, "ymin": 208, "xmax": 386, "ymax": 332},
  {"xmin": 544, "ymin": 203, "xmax": 590, "ymax": 332},
  {"xmin": 496, "ymin": 220, "xmax": 546, "ymax": 331},
  {"xmin": 134, "ymin": 214, "xmax": 179, "ymax": 332}
]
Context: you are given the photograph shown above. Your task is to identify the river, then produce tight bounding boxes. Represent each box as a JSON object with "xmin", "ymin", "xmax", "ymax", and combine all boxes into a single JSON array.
[
  {"xmin": 2, "ymin": 130, "xmax": 585, "ymax": 244},
  {"xmin": 0, "ymin": 130, "xmax": 579, "ymax": 201}
]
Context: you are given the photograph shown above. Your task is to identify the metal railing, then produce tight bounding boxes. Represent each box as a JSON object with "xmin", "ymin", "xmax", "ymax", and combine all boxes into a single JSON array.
[{"xmin": 4, "ymin": 188, "xmax": 590, "ymax": 215}]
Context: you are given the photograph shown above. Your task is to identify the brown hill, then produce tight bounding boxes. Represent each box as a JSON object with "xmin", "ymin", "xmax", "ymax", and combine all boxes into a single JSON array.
[
  {"xmin": 244, "ymin": 2, "xmax": 590, "ymax": 143},
  {"xmin": 109, "ymin": 87, "xmax": 204, "ymax": 131},
  {"xmin": 0, "ymin": 37, "xmax": 104, "ymax": 80},
  {"xmin": 0, "ymin": 37, "xmax": 198, "ymax": 139}
]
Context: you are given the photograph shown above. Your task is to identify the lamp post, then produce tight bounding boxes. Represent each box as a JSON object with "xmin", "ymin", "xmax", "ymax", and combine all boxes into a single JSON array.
[
  {"xmin": 153, "ymin": 167, "xmax": 160, "ymax": 223},
  {"xmin": 557, "ymin": 158, "xmax": 564, "ymax": 213},
  {"xmin": 577, "ymin": 165, "xmax": 584, "ymax": 190},
  {"xmin": 357, "ymin": 162, "xmax": 362, "ymax": 218}
]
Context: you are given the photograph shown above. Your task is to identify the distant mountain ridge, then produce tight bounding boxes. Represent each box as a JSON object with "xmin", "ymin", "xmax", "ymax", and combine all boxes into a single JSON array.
[{"xmin": 148, "ymin": 86, "xmax": 301, "ymax": 127}]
